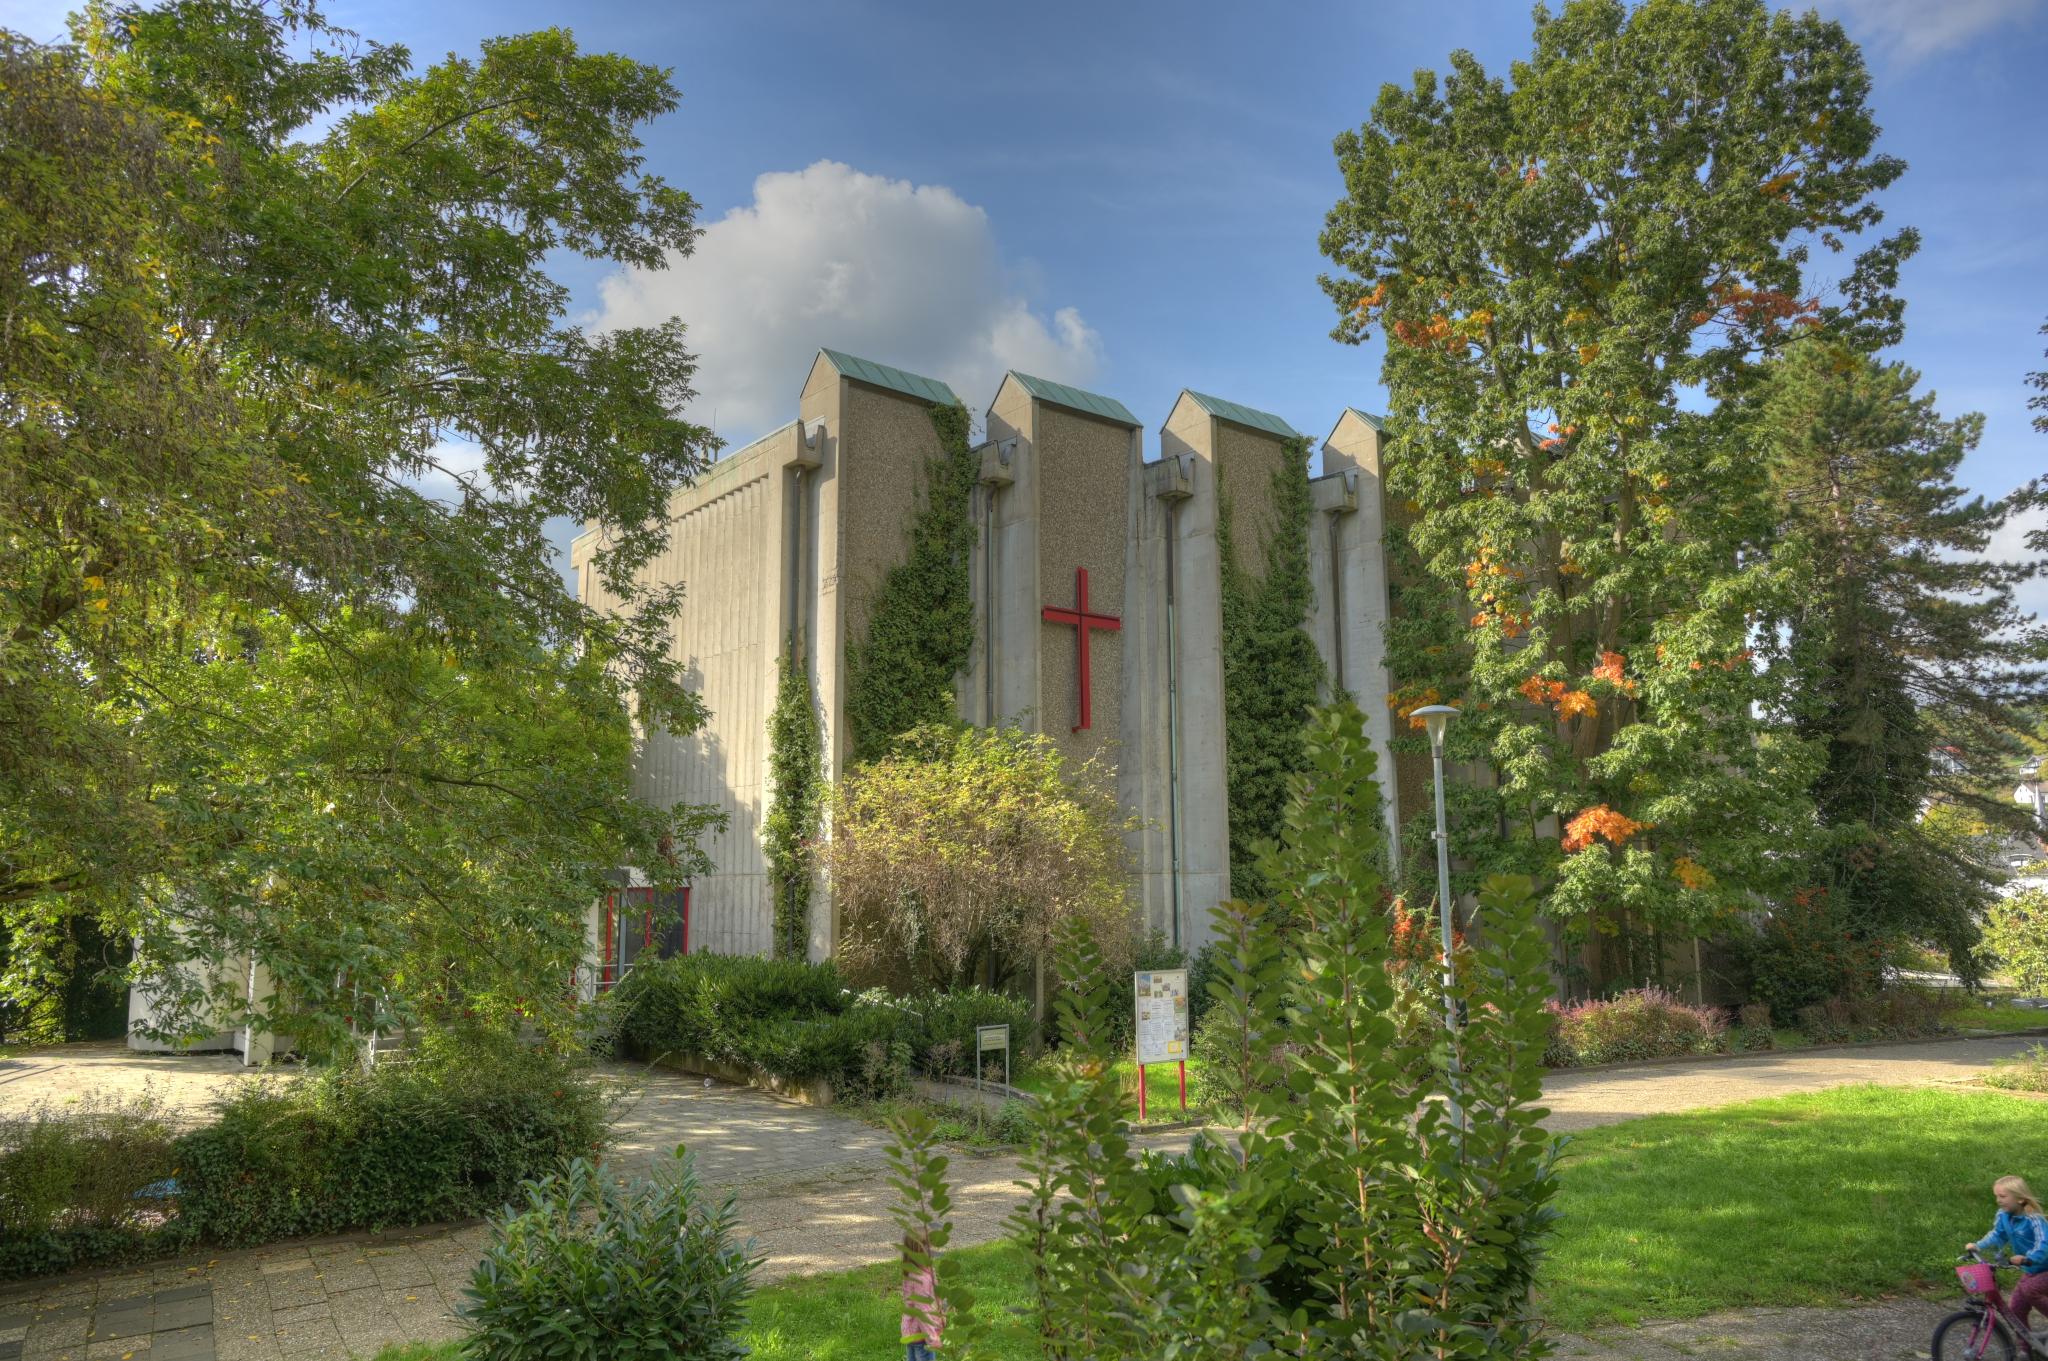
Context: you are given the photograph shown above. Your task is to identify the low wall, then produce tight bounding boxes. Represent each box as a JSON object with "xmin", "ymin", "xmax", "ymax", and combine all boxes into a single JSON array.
[{"xmin": 645, "ymin": 1050, "xmax": 836, "ymax": 1107}]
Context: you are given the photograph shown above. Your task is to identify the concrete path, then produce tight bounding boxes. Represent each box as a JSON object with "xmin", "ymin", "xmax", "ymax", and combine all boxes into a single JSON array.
[
  {"xmin": 2, "ymin": 1032, "xmax": 2042, "ymax": 1359},
  {"xmin": 0, "ymin": 1042, "xmax": 290, "ymax": 1129},
  {"xmin": 1541, "ymin": 1032, "xmax": 2043, "ymax": 1131}
]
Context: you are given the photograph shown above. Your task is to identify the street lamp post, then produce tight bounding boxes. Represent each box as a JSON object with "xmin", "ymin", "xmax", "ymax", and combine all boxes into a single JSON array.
[{"xmin": 1411, "ymin": 703, "xmax": 1463, "ymax": 1134}]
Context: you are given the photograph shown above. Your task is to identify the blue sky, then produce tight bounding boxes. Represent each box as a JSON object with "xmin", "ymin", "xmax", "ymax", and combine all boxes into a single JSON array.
[{"xmin": 11, "ymin": 0, "xmax": 2045, "ymax": 603}]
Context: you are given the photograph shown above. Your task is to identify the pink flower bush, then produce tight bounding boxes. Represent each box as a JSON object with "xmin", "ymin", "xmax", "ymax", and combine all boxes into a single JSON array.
[{"xmin": 1544, "ymin": 987, "xmax": 1729, "ymax": 1067}]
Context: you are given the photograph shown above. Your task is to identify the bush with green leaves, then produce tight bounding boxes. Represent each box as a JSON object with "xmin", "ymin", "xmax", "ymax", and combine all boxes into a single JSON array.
[
  {"xmin": 894, "ymin": 702, "xmax": 1559, "ymax": 1357},
  {"xmin": 0, "ymin": 1091, "xmax": 183, "ymax": 1279},
  {"xmin": 609, "ymin": 951, "xmax": 1037, "ymax": 1099},
  {"xmin": 176, "ymin": 1038, "xmax": 604, "ymax": 1247},
  {"xmin": 461, "ymin": 1148, "xmax": 757, "ymax": 1361},
  {"xmin": 902, "ymin": 986, "xmax": 1036, "ymax": 1080},
  {"xmin": 1982, "ymin": 888, "xmax": 2048, "ymax": 997},
  {"xmin": 1790, "ymin": 987, "xmax": 1956, "ymax": 1044}
]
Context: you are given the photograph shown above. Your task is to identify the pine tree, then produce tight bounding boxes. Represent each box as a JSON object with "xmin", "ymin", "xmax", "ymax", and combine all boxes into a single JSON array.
[{"xmin": 1757, "ymin": 342, "xmax": 2047, "ymax": 977}]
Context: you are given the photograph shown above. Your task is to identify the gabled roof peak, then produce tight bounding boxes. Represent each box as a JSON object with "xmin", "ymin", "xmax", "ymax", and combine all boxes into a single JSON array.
[
  {"xmin": 1182, "ymin": 389, "xmax": 1303, "ymax": 440},
  {"xmin": 1008, "ymin": 371, "xmax": 1139, "ymax": 428},
  {"xmin": 817, "ymin": 349, "xmax": 959, "ymax": 406}
]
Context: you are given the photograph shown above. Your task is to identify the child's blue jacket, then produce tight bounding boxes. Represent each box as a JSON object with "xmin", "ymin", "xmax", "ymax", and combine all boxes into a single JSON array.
[{"xmin": 1976, "ymin": 1211, "xmax": 2048, "ymax": 1274}]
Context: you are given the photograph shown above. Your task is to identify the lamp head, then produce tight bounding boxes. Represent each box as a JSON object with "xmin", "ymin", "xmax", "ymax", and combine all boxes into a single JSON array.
[{"xmin": 1411, "ymin": 704, "xmax": 1460, "ymax": 752}]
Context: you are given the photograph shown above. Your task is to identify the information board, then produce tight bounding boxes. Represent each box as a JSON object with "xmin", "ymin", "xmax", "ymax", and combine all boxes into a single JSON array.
[{"xmin": 1133, "ymin": 968, "xmax": 1189, "ymax": 1065}]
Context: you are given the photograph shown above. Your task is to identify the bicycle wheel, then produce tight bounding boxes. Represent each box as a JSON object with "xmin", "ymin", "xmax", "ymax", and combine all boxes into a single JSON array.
[{"xmin": 1933, "ymin": 1308, "xmax": 2017, "ymax": 1360}]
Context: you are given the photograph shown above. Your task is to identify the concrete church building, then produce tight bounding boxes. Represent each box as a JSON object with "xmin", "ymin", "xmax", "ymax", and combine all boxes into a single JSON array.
[{"xmin": 570, "ymin": 349, "xmax": 1411, "ymax": 980}]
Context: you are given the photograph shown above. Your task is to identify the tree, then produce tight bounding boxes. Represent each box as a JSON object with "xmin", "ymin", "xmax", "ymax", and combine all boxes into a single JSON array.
[
  {"xmin": 1755, "ymin": 342, "xmax": 2046, "ymax": 980},
  {"xmin": 2, "ymin": 7, "xmax": 720, "ymax": 1047},
  {"xmin": 1320, "ymin": 0, "xmax": 1913, "ymax": 984},
  {"xmin": 824, "ymin": 724, "xmax": 1133, "ymax": 993}
]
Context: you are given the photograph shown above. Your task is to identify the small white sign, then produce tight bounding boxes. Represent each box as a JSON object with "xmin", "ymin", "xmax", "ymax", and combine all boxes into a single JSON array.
[{"xmin": 1133, "ymin": 968, "xmax": 1189, "ymax": 1065}]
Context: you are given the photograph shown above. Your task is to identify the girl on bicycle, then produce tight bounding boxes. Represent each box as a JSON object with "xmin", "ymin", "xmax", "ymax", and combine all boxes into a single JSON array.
[{"xmin": 1968, "ymin": 1176, "xmax": 2048, "ymax": 1327}]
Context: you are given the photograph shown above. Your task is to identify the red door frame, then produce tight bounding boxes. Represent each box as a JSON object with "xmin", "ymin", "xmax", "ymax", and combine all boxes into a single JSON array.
[{"xmin": 598, "ymin": 886, "xmax": 690, "ymax": 989}]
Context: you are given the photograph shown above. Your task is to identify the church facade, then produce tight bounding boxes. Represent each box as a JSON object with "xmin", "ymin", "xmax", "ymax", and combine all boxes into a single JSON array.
[{"xmin": 570, "ymin": 349, "xmax": 1417, "ymax": 973}]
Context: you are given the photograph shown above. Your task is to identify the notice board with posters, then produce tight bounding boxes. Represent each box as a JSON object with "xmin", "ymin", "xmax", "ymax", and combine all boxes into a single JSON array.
[{"xmin": 1133, "ymin": 968, "xmax": 1189, "ymax": 1065}]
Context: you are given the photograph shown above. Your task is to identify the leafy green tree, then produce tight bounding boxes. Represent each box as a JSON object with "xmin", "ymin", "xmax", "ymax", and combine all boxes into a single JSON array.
[
  {"xmin": 824, "ymin": 724, "xmax": 1133, "ymax": 993},
  {"xmin": 1755, "ymin": 342, "xmax": 2045, "ymax": 979},
  {"xmin": 1320, "ymin": 0, "xmax": 1912, "ymax": 982},
  {"xmin": 2, "ymin": 7, "xmax": 719, "ymax": 1047}
]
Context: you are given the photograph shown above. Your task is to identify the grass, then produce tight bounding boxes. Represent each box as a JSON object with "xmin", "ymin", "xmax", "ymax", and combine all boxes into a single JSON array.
[
  {"xmin": 1949, "ymin": 1000, "xmax": 2048, "ymax": 1033},
  {"xmin": 1541, "ymin": 1085, "xmax": 2048, "ymax": 1330},
  {"xmin": 1014, "ymin": 1056, "xmax": 1209, "ymax": 1123},
  {"xmin": 375, "ymin": 1085, "xmax": 2048, "ymax": 1355}
]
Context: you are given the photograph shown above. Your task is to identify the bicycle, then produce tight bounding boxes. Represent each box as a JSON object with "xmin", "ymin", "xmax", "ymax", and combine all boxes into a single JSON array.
[{"xmin": 1934, "ymin": 1249, "xmax": 2048, "ymax": 1359}]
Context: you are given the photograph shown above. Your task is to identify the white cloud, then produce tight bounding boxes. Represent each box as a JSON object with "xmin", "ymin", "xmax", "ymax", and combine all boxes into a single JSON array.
[
  {"xmin": 1985, "ymin": 501, "xmax": 2048, "ymax": 627},
  {"xmin": 1821, "ymin": 0, "xmax": 2042, "ymax": 64},
  {"xmin": 593, "ymin": 160, "xmax": 1102, "ymax": 441}
]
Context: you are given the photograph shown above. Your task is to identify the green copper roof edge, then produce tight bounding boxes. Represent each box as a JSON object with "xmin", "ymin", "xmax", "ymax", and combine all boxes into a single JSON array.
[
  {"xmin": 1008, "ymin": 371, "xmax": 1139, "ymax": 427},
  {"xmin": 1343, "ymin": 407, "xmax": 1386, "ymax": 431},
  {"xmin": 1183, "ymin": 388, "xmax": 1304, "ymax": 440},
  {"xmin": 818, "ymin": 348, "xmax": 960, "ymax": 406}
]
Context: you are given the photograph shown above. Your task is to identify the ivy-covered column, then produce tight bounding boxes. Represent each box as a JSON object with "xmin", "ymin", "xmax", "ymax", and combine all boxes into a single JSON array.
[{"xmin": 763, "ymin": 649, "xmax": 822, "ymax": 959}]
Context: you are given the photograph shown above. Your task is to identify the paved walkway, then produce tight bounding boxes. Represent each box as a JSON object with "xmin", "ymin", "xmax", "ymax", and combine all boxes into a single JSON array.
[
  {"xmin": 2, "ymin": 1033, "xmax": 2040, "ymax": 1359},
  {"xmin": 1541, "ymin": 1032, "xmax": 2044, "ymax": 1131},
  {"xmin": 0, "ymin": 1043, "xmax": 288, "ymax": 1128}
]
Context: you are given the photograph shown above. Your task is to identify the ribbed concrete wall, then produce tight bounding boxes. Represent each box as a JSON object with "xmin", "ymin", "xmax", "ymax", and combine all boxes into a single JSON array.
[{"xmin": 633, "ymin": 443, "xmax": 777, "ymax": 958}]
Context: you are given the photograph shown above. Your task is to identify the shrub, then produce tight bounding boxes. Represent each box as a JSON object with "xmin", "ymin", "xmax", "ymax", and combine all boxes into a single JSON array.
[
  {"xmin": 1733, "ymin": 1002, "xmax": 1775, "ymax": 1050},
  {"xmin": 1986, "ymin": 1043, "xmax": 2048, "ymax": 1094},
  {"xmin": 1544, "ymin": 987, "xmax": 1729, "ymax": 1067},
  {"xmin": 611, "ymin": 952, "xmax": 850, "ymax": 1062},
  {"xmin": 177, "ymin": 1039, "xmax": 604, "ymax": 1247},
  {"xmin": 0, "ymin": 1091, "xmax": 184, "ymax": 1279},
  {"xmin": 1739, "ymin": 894, "xmax": 1893, "ymax": 1018},
  {"xmin": 1790, "ymin": 986, "xmax": 1956, "ymax": 1044},
  {"xmin": 462, "ymin": 1149, "xmax": 757, "ymax": 1361},
  {"xmin": 905, "ymin": 986, "xmax": 1035, "ymax": 1080},
  {"xmin": 612, "ymin": 953, "xmax": 1036, "ymax": 1099},
  {"xmin": 1983, "ymin": 888, "xmax": 2048, "ymax": 996}
]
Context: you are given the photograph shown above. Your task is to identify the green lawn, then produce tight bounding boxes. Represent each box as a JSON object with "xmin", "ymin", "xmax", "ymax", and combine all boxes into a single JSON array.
[
  {"xmin": 1949, "ymin": 1001, "xmax": 2048, "ymax": 1033},
  {"xmin": 378, "ymin": 1085, "xmax": 2048, "ymax": 1355},
  {"xmin": 1014, "ymin": 1056, "xmax": 1210, "ymax": 1123},
  {"xmin": 1541, "ymin": 1085, "xmax": 2048, "ymax": 1329}
]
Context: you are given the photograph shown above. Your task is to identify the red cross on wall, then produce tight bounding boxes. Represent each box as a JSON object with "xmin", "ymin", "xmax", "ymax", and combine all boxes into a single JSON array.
[{"xmin": 1042, "ymin": 566, "xmax": 1121, "ymax": 732}]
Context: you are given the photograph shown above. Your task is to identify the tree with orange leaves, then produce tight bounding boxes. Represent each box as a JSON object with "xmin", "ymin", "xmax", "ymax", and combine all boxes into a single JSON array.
[{"xmin": 1319, "ymin": 0, "xmax": 1909, "ymax": 983}]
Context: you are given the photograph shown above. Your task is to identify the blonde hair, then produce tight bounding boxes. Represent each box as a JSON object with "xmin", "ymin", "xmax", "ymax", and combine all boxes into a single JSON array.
[{"xmin": 1997, "ymin": 1176, "xmax": 2044, "ymax": 1215}]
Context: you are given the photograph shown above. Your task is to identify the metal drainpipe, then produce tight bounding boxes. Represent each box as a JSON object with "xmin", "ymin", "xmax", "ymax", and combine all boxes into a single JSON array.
[
  {"xmin": 789, "ymin": 465, "xmax": 805, "ymax": 654},
  {"xmin": 984, "ymin": 479, "xmax": 998, "ymax": 724},
  {"xmin": 1328, "ymin": 506, "xmax": 1346, "ymax": 696},
  {"xmin": 1166, "ymin": 488, "xmax": 1185, "ymax": 951}
]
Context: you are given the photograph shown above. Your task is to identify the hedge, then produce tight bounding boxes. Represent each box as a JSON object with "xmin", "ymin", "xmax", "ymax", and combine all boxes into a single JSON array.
[
  {"xmin": 0, "ymin": 1036, "xmax": 604, "ymax": 1280},
  {"xmin": 606, "ymin": 952, "xmax": 1034, "ymax": 1095}
]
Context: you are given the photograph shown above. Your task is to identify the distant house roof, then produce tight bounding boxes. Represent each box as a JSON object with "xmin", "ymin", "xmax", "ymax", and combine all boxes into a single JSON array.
[
  {"xmin": 1009, "ymin": 371, "xmax": 1139, "ymax": 427},
  {"xmin": 1343, "ymin": 407, "xmax": 1386, "ymax": 431},
  {"xmin": 1183, "ymin": 389, "xmax": 1303, "ymax": 440},
  {"xmin": 818, "ymin": 349, "xmax": 959, "ymax": 406}
]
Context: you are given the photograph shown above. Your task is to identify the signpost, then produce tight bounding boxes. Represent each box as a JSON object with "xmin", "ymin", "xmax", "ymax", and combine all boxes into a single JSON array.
[
  {"xmin": 976, "ymin": 1022, "xmax": 1011, "ymax": 1090},
  {"xmin": 1132, "ymin": 968, "xmax": 1189, "ymax": 1120}
]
